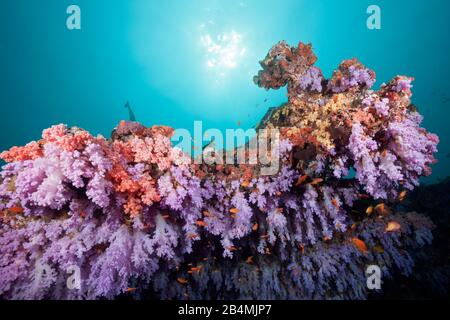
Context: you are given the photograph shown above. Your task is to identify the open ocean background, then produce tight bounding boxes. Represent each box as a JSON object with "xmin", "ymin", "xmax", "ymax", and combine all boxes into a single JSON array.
[{"xmin": 1, "ymin": 0, "xmax": 449, "ymax": 182}]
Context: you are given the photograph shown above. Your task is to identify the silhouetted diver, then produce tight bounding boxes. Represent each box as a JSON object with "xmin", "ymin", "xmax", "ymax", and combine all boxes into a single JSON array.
[{"xmin": 124, "ymin": 101, "xmax": 136, "ymax": 121}]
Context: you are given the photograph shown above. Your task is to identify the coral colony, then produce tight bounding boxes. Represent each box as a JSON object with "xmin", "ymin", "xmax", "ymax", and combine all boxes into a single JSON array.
[{"xmin": 0, "ymin": 41, "xmax": 439, "ymax": 300}]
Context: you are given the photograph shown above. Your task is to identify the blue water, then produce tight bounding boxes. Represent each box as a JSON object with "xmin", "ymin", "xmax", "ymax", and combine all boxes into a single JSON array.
[{"xmin": 1, "ymin": 0, "xmax": 449, "ymax": 181}]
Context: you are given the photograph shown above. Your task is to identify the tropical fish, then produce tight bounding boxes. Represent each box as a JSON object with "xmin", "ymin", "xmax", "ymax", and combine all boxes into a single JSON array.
[
  {"xmin": 398, "ymin": 190, "xmax": 407, "ymax": 201},
  {"xmin": 385, "ymin": 221, "xmax": 401, "ymax": 232},
  {"xmin": 309, "ymin": 178, "xmax": 323, "ymax": 185},
  {"xmin": 352, "ymin": 237, "xmax": 368, "ymax": 254},
  {"xmin": 246, "ymin": 256, "xmax": 254, "ymax": 264},
  {"xmin": 125, "ymin": 287, "xmax": 137, "ymax": 293},
  {"xmin": 203, "ymin": 210, "xmax": 213, "ymax": 217},
  {"xmin": 374, "ymin": 203, "xmax": 391, "ymax": 216},
  {"xmin": 331, "ymin": 198, "xmax": 340, "ymax": 209},
  {"xmin": 241, "ymin": 180, "xmax": 250, "ymax": 188},
  {"xmin": 195, "ymin": 220, "xmax": 207, "ymax": 227},
  {"xmin": 190, "ymin": 266, "xmax": 202, "ymax": 273},
  {"xmin": 252, "ymin": 223, "xmax": 258, "ymax": 231},
  {"xmin": 295, "ymin": 174, "xmax": 309, "ymax": 186},
  {"xmin": 299, "ymin": 244, "xmax": 305, "ymax": 254},
  {"xmin": 229, "ymin": 208, "xmax": 239, "ymax": 214},
  {"xmin": 177, "ymin": 278, "xmax": 188, "ymax": 284},
  {"xmin": 8, "ymin": 206, "xmax": 24, "ymax": 214},
  {"xmin": 124, "ymin": 101, "xmax": 136, "ymax": 122},
  {"xmin": 366, "ymin": 206, "xmax": 374, "ymax": 216}
]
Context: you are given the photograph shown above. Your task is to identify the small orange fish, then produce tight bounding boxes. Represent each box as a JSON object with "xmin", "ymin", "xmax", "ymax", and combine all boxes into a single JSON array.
[
  {"xmin": 226, "ymin": 246, "xmax": 238, "ymax": 251},
  {"xmin": 187, "ymin": 233, "xmax": 199, "ymax": 240},
  {"xmin": 252, "ymin": 223, "xmax": 258, "ymax": 231},
  {"xmin": 246, "ymin": 256, "xmax": 254, "ymax": 264},
  {"xmin": 190, "ymin": 267, "xmax": 202, "ymax": 273},
  {"xmin": 203, "ymin": 210, "xmax": 213, "ymax": 217},
  {"xmin": 265, "ymin": 247, "xmax": 271, "ymax": 255},
  {"xmin": 295, "ymin": 174, "xmax": 309, "ymax": 186},
  {"xmin": 202, "ymin": 258, "xmax": 209, "ymax": 261},
  {"xmin": 275, "ymin": 191, "xmax": 282, "ymax": 196},
  {"xmin": 375, "ymin": 203, "xmax": 391, "ymax": 216},
  {"xmin": 309, "ymin": 178, "xmax": 323, "ymax": 186},
  {"xmin": 195, "ymin": 220, "xmax": 208, "ymax": 227},
  {"xmin": 331, "ymin": 198, "xmax": 340, "ymax": 209},
  {"xmin": 352, "ymin": 238, "xmax": 368, "ymax": 254},
  {"xmin": 299, "ymin": 244, "xmax": 305, "ymax": 254},
  {"xmin": 358, "ymin": 194, "xmax": 370, "ymax": 199},
  {"xmin": 385, "ymin": 221, "xmax": 401, "ymax": 233},
  {"xmin": 260, "ymin": 234, "xmax": 269, "ymax": 239},
  {"xmin": 398, "ymin": 190, "xmax": 407, "ymax": 202},
  {"xmin": 276, "ymin": 208, "xmax": 283, "ymax": 213},
  {"xmin": 230, "ymin": 208, "xmax": 239, "ymax": 214},
  {"xmin": 323, "ymin": 236, "xmax": 331, "ymax": 241},
  {"xmin": 8, "ymin": 206, "xmax": 24, "ymax": 214},
  {"xmin": 125, "ymin": 287, "xmax": 137, "ymax": 293},
  {"xmin": 241, "ymin": 180, "xmax": 250, "ymax": 188},
  {"xmin": 79, "ymin": 211, "xmax": 87, "ymax": 218},
  {"xmin": 162, "ymin": 214, "xmax": 170, "ymax": 219},
  {"xmin": 366, "ymin": 206, "xmax": 374, "ymax": 216},
  {"xmin": 177, "ymin": 278, "xmax": 188, "ymax": 284},
  {"xmin": 381, "ymin": 149, "xmax": 388, "ymax": 157}
]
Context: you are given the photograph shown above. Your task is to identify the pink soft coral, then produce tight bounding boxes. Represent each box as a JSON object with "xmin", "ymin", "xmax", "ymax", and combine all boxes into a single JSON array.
[{"xmin": 0, "ymin": 141, "xmax": 43, "ymax": 162}]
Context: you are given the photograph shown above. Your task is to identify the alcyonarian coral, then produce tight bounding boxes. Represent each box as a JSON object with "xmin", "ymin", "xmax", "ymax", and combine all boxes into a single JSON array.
[{"xmin": 0, "ymin": 41, "xmax": 440, "ymax": 300}]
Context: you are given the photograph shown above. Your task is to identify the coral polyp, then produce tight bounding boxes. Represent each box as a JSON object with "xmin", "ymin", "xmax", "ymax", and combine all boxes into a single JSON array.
[{"xmin": 0, "ymin": 41, "xmax": 439, "ymax": 299}]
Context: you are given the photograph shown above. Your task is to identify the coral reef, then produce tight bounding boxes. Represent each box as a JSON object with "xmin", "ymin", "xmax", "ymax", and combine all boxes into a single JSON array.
[{"xmin": 0, "ymin": 41, "xmax": 441, "ymax": 299}]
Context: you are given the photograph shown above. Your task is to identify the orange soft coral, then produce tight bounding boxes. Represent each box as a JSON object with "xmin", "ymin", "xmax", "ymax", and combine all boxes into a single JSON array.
[{"xmin": 0, "ymin": 141, "xmax": 43, "ymax": 162}]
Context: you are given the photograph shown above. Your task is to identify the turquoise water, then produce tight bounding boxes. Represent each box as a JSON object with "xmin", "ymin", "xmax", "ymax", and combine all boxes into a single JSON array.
[{"xmin": 1, "ymin": 0, "xmax": 449, "ymax": 181}]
